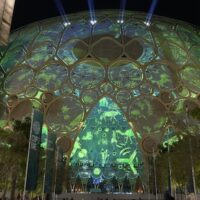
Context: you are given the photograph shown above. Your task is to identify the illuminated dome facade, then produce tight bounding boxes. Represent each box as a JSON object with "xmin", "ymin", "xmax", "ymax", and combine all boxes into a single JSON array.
[{"xmin": 0, "ymin": 10, "xmax": 200, "ymax": 188}]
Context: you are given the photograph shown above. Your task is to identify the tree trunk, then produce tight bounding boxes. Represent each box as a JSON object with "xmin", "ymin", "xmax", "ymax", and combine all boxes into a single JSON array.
[
  {"xmin": 10, "ymin": 169, "xmax": 18, "ymax": 200},
  {"xmin": 2, "ymin": 176, "xmax": 9, "ymax": 199}
]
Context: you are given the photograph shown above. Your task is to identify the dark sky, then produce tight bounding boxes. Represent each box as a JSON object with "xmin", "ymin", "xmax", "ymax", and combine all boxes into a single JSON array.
[{"xmin": 11, "ymin": 0, "xmax": 199, "ymax": 30}]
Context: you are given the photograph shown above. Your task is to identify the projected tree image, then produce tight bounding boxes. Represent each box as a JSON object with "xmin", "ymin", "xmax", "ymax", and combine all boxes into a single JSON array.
[{"xmin": 70, "ymin": 97, "xmax": 143, "ymax": 183}]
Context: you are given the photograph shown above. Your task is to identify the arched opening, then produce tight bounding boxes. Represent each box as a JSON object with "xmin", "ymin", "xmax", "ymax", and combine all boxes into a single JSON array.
[{"xmin": 68, "ymin": 96, "xmax": 144, "ymax": 193}]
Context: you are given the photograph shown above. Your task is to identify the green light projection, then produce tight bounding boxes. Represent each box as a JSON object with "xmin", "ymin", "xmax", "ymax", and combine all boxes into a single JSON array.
[
  {"xmin": 41, "ymin": 123, "xmax": 48, "ymax": 148},
  {"xmin": 162, "ymin": 127, "xmax": 182, "ymax": 148},
  {"xmin": 0, "ymin": 12, "xmax": 199, "ymax": 189},
  {"xmin": 70, "ymin": 97, "xmax": 143, "ymax": 181}
]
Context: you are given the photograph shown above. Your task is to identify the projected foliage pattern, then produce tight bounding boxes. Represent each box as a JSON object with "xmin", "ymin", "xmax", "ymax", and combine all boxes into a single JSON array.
[{"xmin": 0, "ymin": 11, "xmax": 200, "ymax": 182}]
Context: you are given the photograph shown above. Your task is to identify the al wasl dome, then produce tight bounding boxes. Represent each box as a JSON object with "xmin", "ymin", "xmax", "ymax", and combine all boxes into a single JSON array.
[{"xmin": 0, "ymin": 10, "xmax": 200, "ymax": 199}]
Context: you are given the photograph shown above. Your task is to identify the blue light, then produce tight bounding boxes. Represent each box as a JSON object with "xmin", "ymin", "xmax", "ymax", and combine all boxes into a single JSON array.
[
  {"xmin": 90, "ymin": 19, "xmax": 97, "ymax": 25},
  {"xmin": 144, "ymin": 21, "xmax": 151, "ymax": 27},
  {"xmin": 117, "ymin": 19, "xmax": 124, "ymax": 24},
  {"xmin": 63, "ymin": 22, "xmax": 71, "ymax": 27}
]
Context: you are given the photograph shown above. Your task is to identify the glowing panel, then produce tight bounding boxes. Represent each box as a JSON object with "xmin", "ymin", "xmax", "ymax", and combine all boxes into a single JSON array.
[
  {"xmin": 36, "ymin": 63, "xmax": 68, "ymax": 91},
  {"xmin": 26, "ymin": 43, "xmax": 56, "ymax": 69},
  {"xmin": 129, "ymin": 96, "xmax": 168, "ymax": 134},
  {"xmin": 180, "ymin": 66, "xmax": 200, "ymax": 93},
  {"xmin": 4, "ymin": 66, "xmax": 34, "ymax": 94},
  {"xmin": 46, "ymin": 96, "xmax": 84, "ymax": 132},
  {"xmin": 41, "ymin": 123, "xmax": 48, "ymax": 148},
  {"xmin": 108, "ymin": 60, "xmax": 143, "ymax": 89},
  {"xmin": 146, "ymin": 63, "xmax": 176, "ymax": 90},
  {"xmin": 71, "ymin": 60, "xmax": 105, "ymax": 89},
  {"xmin": 93, "ymin": 19, "xmax": 121, "ymax": 40},
  {"xmin": 57, "ymin": 39, "xmax": 88, "ymax": 65}
]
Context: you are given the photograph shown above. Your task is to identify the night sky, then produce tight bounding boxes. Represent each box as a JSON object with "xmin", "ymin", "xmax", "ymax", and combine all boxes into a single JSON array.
[{"xmin": 11, "ymin": 0, "xmax": 199, "ymax": 30}]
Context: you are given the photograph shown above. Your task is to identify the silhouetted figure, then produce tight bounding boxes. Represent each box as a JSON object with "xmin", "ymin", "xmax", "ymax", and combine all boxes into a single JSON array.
[
  {"xmin": 17, "ymin": 193, "xmax": 21, "ymax": 200},
  {"xmin": 164, "ymin": 191, "xmax": 175, "ymax": 200}
]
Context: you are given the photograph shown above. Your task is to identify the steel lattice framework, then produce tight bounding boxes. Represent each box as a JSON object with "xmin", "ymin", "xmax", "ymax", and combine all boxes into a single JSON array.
[{"xmin": 0, "ymin": 11, "xmax": 200, "ymax": 182}]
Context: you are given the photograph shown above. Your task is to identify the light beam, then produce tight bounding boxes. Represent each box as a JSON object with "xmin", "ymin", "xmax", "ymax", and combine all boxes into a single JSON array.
[
  {"xmin": 145, "ymin": 0, "xmax": 159, "ymax": 26},
  {"xmin": 54, "ymin": 0, "xmax": 71, "ymax": 26},
  {"xmin": 87, "ymin": 0, "xmax": 97, "ymax": 25},
  {"xmin": 118, "ymin": 0, "xmax": 127, "ymax": 24}
]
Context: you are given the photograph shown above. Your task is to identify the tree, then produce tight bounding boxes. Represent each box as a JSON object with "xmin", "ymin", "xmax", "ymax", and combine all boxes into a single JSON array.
[
  {"xmin": 156, "ymin": 134, "xmax": 200, "ymax": 194},
  {"xmin": 0, "ymin": 118, "xmax": 31, "ymax": 200}
]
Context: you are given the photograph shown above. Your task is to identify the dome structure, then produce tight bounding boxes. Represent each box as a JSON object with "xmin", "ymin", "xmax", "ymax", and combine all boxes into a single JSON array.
[{"xmin": 0, "ymin": 10, "xmax": 200, "ymax": 187}]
